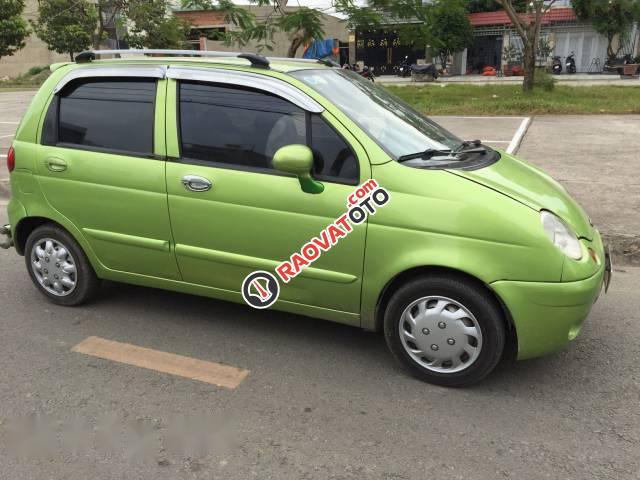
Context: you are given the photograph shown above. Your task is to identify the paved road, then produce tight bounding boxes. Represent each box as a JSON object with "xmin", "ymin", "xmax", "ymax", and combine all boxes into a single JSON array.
[
  {"xmin": 0, "ymin": 206, "xmax": 639, "ymax": 479},
  {"xmin": 0, "ymin": 90, "xmax": 32, "ymax": 158}
]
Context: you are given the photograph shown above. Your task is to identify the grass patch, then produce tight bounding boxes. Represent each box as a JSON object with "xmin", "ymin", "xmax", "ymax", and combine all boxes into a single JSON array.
[
  {"xmin": 386, "ymin": 84, "xmax": 640, "ymax": 115},
  {"xmin": 0, "ymin": 66, "xmax": 51, "ymax": 89}
]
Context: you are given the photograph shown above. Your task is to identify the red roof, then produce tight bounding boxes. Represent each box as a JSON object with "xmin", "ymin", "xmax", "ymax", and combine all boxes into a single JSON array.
[{"xmin": 469, "ymin": 7, "xmax": 577, "ymax": 27}]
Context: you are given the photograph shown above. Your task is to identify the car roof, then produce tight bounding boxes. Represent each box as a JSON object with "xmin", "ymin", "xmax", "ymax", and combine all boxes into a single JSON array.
[{"xmin": 51, "ymin": 50, "xmax": 335, "ymax": 75}]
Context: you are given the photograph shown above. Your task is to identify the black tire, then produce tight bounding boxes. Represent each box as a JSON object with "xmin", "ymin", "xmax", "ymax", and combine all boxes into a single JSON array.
[
  {"xmin": 384, "ymin": 274, "xmax": 505, "ymax": 387},
  {"xmin": 24, "ymin": 224, "xmax": 101, "ymax": 306}
]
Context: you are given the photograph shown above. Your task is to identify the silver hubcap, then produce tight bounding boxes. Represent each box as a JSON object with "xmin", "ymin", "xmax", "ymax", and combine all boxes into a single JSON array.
[
  {"xmin": 399, "ymin": 296, "xmax": 483, "ymax": 374},
  {"xmin": 30, "ymin": 238, "xmax": 77, "ymax": 297}
]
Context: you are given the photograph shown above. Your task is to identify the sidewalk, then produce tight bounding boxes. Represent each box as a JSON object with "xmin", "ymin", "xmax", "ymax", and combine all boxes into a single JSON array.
[{"xmin": 378, "ymin": 73, "xmax": 640, "ymax": 87}]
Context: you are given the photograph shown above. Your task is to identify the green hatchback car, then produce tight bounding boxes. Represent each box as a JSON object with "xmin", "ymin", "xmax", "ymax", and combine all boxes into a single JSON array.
[{"xmin": 1, "ymin": 50, "xmax": 612, "ymax": 386}]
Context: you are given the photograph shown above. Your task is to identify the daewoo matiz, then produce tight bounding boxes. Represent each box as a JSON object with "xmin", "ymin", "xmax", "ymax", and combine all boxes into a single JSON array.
[{"xmin": 1, "ymin": 50, "xmax": 612, "ymax": 386}]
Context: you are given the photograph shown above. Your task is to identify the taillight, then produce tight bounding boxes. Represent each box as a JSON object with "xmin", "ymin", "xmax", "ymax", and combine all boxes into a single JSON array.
[{"xmin": 7, "ymin": 146, "xmax": 15, "ymax": 173}]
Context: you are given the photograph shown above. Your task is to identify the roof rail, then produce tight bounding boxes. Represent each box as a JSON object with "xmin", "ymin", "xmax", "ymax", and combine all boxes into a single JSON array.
[
  {"xmin": 75, "ymin": 49, "xmax": 271, "ymax": 69},
  {"xmin": 268, "ymin": 56, "xmax": 339, "ymax": 68},
  {"xmin": 75, "ymin": 49, "xmax": 339, "ymax": 69}
]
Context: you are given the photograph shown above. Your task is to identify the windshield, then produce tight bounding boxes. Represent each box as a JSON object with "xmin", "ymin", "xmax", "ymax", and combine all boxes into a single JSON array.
[{"xmin": 291, "ymin": 69, "xmax": 464, "ymax": 160}]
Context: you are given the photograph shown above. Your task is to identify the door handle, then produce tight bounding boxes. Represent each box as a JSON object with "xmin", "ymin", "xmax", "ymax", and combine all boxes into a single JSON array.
[
  {"xmin": 46, "ymin": 157, "xmax": 67, "ymax": 172},
  {"xmin": 181, "ymin": 175, "xmax": 212, "ymax": 192}
]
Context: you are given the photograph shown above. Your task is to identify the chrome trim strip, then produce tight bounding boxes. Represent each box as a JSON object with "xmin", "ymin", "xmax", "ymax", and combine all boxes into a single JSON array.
[
  {"xmin": 84, "ymin": 49, "xmax": 245, "ymax": 59},
  {"xmin": 166, "ymin": 66, "xmax": 324, "ymax": 114},
  {"xmin": 53, "ymin": 66, "xmax": 167, "ymax": 93}
]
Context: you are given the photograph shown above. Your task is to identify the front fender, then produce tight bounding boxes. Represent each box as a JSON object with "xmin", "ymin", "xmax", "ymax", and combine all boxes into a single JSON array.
[{"xmin": 360, "ymin": 162, "xmax": 564, "ymax": 330}]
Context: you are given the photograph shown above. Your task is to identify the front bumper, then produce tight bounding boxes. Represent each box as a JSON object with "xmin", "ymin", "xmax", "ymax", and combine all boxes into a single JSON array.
[{"xmin": 491, "ymin": 263, "xmax": 605, "ymax": 360}]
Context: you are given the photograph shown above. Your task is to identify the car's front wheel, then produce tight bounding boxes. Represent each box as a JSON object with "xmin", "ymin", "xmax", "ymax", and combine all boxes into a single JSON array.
[
  {"xmin": 25, "ymin": 224, "xmax": 100, "ymax": 306},
  {"xmin": 384, "ymin": 274, "xmax": 505, "ymax": 387}
]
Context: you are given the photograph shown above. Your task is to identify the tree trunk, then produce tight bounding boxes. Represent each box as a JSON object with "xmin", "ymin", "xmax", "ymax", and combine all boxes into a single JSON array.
[
  {"xmin": 522, "ymin": 41, "xmax": 535, "ymax": 92},
  {"xmin": 287, "ymin": 35, "xmax": 304, "ymax": 58},
  {"xmin": 70, "ymin": 52, "xmax": 75, "ymax": 61},
  {"xmin": 607, "ymin": 34, "xmax": 615, "ymax": 63}
]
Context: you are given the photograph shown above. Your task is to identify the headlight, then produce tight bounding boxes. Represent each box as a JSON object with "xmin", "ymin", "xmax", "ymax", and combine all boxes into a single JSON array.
[{"xmin": 540, "ymin": 211, "xmax": 582, "ymax": 260}]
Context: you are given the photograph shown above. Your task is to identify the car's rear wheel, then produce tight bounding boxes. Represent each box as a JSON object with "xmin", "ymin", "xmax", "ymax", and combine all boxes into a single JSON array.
[
  {"xmin": 384, "ymin": 274, "xmax": 505, "ymax": 387},
  {"xmin": 25, "ymin": 224, "xmax": 100, "ymax": 306}
]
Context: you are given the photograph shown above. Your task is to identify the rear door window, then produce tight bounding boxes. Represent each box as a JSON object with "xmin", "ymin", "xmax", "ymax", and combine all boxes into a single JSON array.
[{"xmin": 44, "ymin": 79, "xmax": 156, "ymax": 156}]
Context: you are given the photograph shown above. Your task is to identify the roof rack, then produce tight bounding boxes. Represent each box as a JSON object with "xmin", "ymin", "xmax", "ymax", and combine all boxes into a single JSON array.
[
  {"xmin": 75, "ymin": 49, "xmax": 339, "ymax": 69},
  {"xmin": 269, "ymin": 56, "xmax": 340, "ymax": 68},
  {"xmin": 75, "ymin": 49, "xmax": 271, "ymax": 69}
]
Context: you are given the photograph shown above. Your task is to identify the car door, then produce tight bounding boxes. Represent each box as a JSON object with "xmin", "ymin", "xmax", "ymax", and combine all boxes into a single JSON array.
[
  {"xmin": 36, "ymin": 69, "xmax": 180, "ymax": 280},
  {"xmin": 165, "ymin": 70, "xmax": 370, "ymax": 318}
]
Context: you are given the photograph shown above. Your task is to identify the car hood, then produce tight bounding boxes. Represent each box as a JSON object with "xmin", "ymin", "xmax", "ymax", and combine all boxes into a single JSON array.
[{"xmin": 447, "ymin": 152, "xmax": 594, "ymax": 240}]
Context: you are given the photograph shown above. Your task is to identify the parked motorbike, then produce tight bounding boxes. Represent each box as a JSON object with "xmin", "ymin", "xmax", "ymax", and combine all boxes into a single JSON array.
[
  {"xmin": 396, "ymin": 56, "xmax": 412, "ymax": 78},
  {"xmin": 360, "ymin": 65, "xmax": 375, "ymax": 82},
  {"xmin": 566, "ymin": 52, "xmax": 577, "ymax": 74},
  {"xmin": 552, "ymin": 55, "xmax": 563, "ymax": 74},
  {"xmin": 411, "ymin": 63, "xmax": 439, "ymax": 81}
]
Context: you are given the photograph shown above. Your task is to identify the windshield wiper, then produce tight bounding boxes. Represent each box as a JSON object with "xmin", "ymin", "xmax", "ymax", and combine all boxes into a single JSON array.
[
  {"xmin": 398, "ymin": 148, "xmax": 453, "ymax": 163},
  {"xmin": 454, "ymin": 139, "xmax": 487, "ymax": 154},
  {"xmin": 398, "ymin": 144, "xmax": 489, "ymax": 163}
]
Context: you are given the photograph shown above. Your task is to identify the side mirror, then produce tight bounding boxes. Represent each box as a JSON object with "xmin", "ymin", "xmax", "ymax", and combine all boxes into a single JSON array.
[{"xmin": 272, "ymin": 145, "xmax": 324, "ymax": 194}]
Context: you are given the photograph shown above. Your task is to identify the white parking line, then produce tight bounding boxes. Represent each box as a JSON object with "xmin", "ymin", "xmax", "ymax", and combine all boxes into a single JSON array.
[
  {"xmin": 0, "ymin": 134, "xmax": 14, "ymax": 139},
  {"xmin": 439, "ymin": 116, "xmax": 527, "ymax": 120},
  {"xmin": 0, "ymin": 155, "xmax": 6, "ymax": 158},
  {"xmin": 506, "ymin": 117, "xmax": 532, "ymax": 154},
  {"xmin": 0, "ymin": 122, "xmax": 19, "ymax": 125}
]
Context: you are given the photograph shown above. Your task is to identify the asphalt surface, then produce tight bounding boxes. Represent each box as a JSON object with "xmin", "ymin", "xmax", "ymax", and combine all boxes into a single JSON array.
[
  {"xmin": 1, "ymin": 90, "xmax": 640, "ymax": 479},
  {"xmin": 0, "ymin": 205, "xmax": 639, "ymax": 479}
]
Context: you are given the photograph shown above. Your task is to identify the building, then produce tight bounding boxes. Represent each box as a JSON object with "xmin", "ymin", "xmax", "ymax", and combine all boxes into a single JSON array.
[
  {"xmin": 465, "ymin": 6, "xmax": 638, "ymax": 74},
  {"xmin": 173, "ymin": 5, "xmax": 350, "ymax": 60},
  {"xmin": 355, "ymin": 3, "xmax": 640, "ymax": 75}
]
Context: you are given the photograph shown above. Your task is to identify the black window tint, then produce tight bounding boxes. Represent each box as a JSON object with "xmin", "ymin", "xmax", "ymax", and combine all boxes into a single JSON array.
[
  {"xmin": 310, "ymin": 115, "xmax": 359, "ymax": 182},
  {"xmin": 179, "ymin": 81, "xmax": 306, "ymax": 171},
  {"xmin": 58, "ymin": 79, "xmax": 156, "ymax": 155},
  {"xmin": 41, "ymin": 97, "xmax": 58, "ymax": 146}
]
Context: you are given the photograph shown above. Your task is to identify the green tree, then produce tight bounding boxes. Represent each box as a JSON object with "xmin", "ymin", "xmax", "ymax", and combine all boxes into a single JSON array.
[
  {"xmin": 125, "ymin": 0, "xmax": 190, "ymax": 49},
  {"xmin": 32, "ymin": 0, "xmax": 98, "ymax": 61},
  {"xmin": 496, "ymin": 0, "xmax": 558, "ymax": 93},
  {"xmin": 467, "ymin": 0, "xmax": 527, "ymax": 13},
  {"xmin": 0, "ymin": 0, "xmax": 29, "ymax": 61},
  {"xmin": 572, "ymin": 0, "xmax": 640, "ymax": 63},
  {"xmin": 181, "ymin": 0, "xmax": 368, "ymax": 58},
  {"xmin": 93, "ymin": 0, "xmax": 128, "ymax": 49},
  {"xmin": 429, "ymin": 0, "xmax": 473, "ymax": 70},
  {"xmin": 361, "ymin": 0, "xmax": 471, "ymax": 66}
]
